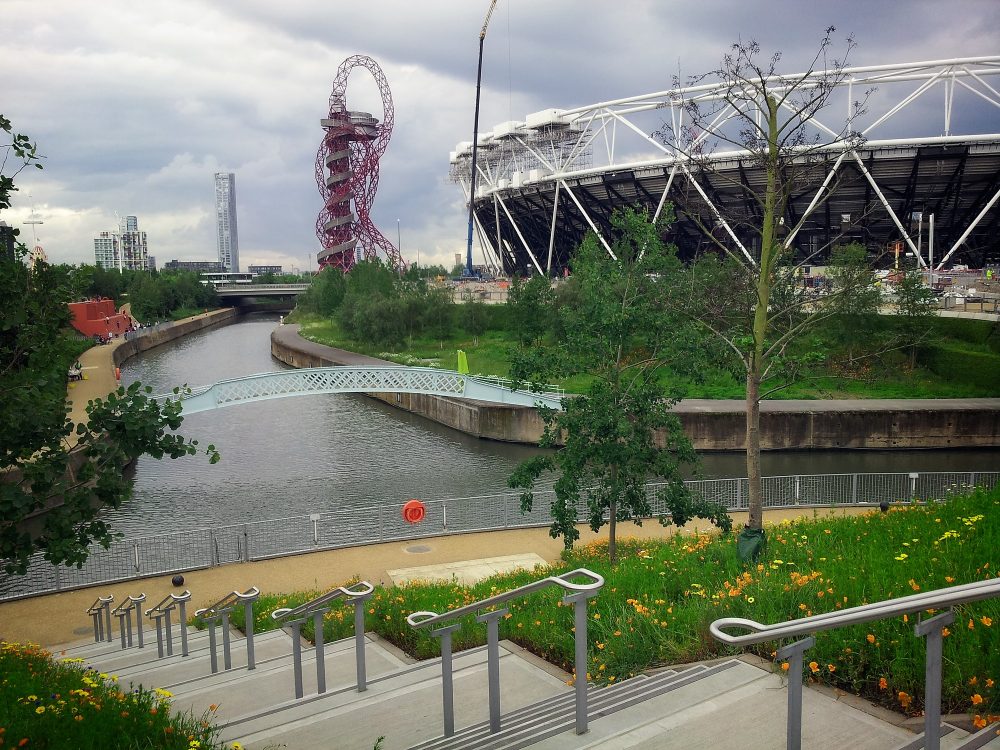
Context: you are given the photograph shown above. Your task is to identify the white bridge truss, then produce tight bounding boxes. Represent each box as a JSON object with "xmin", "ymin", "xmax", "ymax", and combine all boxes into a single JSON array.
[
  {"xmin": 451, "ymin": 56, "xmax": 1000, "ymax": 273},
  {"xmin": 157, "ymin": 366, "xmax": 564, "ymax": 414}
]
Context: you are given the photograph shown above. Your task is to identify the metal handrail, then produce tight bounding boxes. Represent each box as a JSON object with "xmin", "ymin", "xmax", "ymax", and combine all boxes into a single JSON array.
[
  {"xmin": 407, "ymin": 568, "xmax": 605, "ymax": 739},
  {"xmin": 406, "ymin": 568, "xmax": 604, "ymax": 629},
  {"xmin": 271, "ymin": 581, "xmax": 374, "ymax": 623},
  {"xmin": 86, "ymin": 594, "xmax": 114, "ymax": 643},
  {"xmin": 194, "ymin": 586, "xmax": 260, "ymax": 619},
  {"xmin": 710, "ymin": 577, "xmax": 1000, "ymax": 646},
  {"xmin": 144, "ymin": 590, "xmax": 192, "ymax": 659},
  {"xmin": 111, "ymin": 593, "xmax": 146, "ymax": 650},
  {"xmin": 271, "ymin": 581, "xmax": 375, "ymax": 700},
  {"xmin": 86, "ymin": 593, "xmax": 114, "ymax": 614},
  {"xmin": 711, "ymin": 578, "xmax": 1000, "ymax": 750},
  {"xmin": 195, "ymin": 587, "xmax": 261, "ymax": 674},
  {"xmin": 144, "ymin": 590, "xmax": 191, "ymax": 616}
]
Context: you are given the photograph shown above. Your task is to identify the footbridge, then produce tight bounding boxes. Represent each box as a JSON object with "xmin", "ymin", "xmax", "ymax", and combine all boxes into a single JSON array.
[{"xmin": 156, "ymin": 366, "xmax": 565, "ymax": 414}]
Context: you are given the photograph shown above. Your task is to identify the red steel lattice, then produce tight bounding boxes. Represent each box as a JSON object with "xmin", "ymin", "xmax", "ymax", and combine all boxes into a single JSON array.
[{"xmin": 315, "ymin": 55, "xmax": 401, "ymax": 272}]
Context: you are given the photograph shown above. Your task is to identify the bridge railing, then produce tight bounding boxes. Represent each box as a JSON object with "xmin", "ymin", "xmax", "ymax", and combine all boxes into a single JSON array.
[{"xmin": 1, "ymin": 471, "xmax": 996, "ymax": 601}]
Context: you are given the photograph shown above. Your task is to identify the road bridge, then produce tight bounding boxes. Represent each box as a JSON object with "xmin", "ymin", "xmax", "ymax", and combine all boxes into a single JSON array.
[
  {"xmin": 156, "ymin": 366, "xmax": 565, "ymax": 414},
  {"xmin": 213, "ymin": 284, "xmax": 309, "ymax": 302}
]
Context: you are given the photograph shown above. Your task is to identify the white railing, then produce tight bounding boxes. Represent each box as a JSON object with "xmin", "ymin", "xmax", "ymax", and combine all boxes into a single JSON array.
[
  {"xmin": 407, "ymin": 568, "xmax": 604, "ymax": 738},
  {"xmin": 2, "ymin": 471, "xmax": 996, "ymax": 602},
  {"xmin": 711, "ymin": 578, "xmax": 1000, "ymax": 750}
]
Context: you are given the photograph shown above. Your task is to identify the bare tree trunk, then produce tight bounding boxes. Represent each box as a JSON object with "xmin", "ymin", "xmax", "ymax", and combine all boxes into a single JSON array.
[
  {"xmin": 745, "ymin": 365, "xmax": 763, "ymax": 529},
  {"xmin": 608, "ymin": 497, "xmax": 618, "ymax": 565}
]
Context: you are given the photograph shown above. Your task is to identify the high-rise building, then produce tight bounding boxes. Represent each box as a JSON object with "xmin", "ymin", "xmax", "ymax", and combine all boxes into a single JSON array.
[
  {"xmin": 215, "ymin": 173, "xmax": 239, "ymax": 273},
  {"xmin": 93, "ymin": 215, "xmax": 148, "ymax": 271}
]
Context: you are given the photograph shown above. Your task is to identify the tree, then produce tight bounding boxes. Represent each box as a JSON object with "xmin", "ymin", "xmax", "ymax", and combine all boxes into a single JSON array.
[
  {"xmin": 506, "ymin": 274, "xmax": 554, "ymax": 346},
  {"xmin": 1, "ymin": 118, "xmax": 218, "ymax": 576},
  {"xmin": 893, "ymin": 267, "xmax": 939, "ymax": 368},
  {"xmin": 508, "ymin": 209, "xmax": 732, "ymax": 564},
  {"xmin": 655, "ymin": 31, "xmax": 873, "ymax": 542}
]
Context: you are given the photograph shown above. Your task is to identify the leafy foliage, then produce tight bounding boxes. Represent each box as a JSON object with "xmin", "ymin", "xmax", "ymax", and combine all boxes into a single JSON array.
[
  {"xmin": 508, "ymin": 209, "xmax": 731, "ymax": 563},
  {"xmin": 0, "ymin": 116, "xmax": 218, "ymax": 575}
]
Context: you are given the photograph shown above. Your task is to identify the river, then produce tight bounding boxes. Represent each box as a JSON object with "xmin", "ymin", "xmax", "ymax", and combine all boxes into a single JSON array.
[{"xmin": 112, "ymin": 314, "xmax": 1000, "ymax": 537}]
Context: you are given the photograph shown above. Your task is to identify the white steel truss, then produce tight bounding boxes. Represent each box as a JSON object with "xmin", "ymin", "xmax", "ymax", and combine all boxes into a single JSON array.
[
  {"xmin": 451, "ymin": 57, "xmax": 1000, "ymax": 271},
  {"xmin": 157, "ymin": 366, "xmax": 564, "ymax": 414}
]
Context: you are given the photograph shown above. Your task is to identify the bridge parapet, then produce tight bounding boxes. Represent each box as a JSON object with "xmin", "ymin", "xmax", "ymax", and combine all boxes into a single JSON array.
[{"xmin": 156, "ymin": 366, "xmax": 564, "ymax": 414}]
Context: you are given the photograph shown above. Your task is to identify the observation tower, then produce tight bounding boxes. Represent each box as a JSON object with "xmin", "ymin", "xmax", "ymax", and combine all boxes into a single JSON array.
[{"xmin": 315, "ymin": 55, "xmax": 402, "ymax": 272}]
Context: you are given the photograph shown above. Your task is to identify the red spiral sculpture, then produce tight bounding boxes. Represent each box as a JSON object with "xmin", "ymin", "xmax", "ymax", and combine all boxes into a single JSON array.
[{"xmin": 315, "ymin": 55, "xmax": 402, "ymax": 272}]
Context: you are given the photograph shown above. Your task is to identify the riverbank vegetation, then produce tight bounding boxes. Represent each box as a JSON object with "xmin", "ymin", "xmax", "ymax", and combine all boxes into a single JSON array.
[
  {"xmin": 0, "ymin": 640, "xmax": 227, "ymax": 749},
  {"xmin": 234, "ymin": 484, "xmax": 999, "ymax": 722},
  {"xmin": 290, "ymin": 271, "xmax": 1000, "ymax": 399}
]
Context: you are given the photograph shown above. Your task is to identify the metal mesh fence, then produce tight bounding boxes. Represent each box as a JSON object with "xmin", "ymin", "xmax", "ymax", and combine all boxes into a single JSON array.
[{"xmin": 2, "ymin": 471, "xmax": 996, "ymax": 601}]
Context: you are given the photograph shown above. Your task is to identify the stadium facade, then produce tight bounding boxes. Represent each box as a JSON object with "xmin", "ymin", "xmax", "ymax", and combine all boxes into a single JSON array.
[{"xmin": 451, "ymin": 57, "xmax": 1000, "ymax": 275}]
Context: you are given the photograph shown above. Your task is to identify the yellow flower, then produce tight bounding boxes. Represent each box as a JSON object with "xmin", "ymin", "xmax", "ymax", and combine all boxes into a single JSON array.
[
  {"xmin": 898, "ymin": 691, "xmax": 912, "ymax": 709},
  {"xmin": 808, "ymin": 661, "xmax": 820, "ymax": 673},
  {"xmin": 866, "ymin": 634, "xmax": 876, "ymax": 644},
  {"xmin": 827, "ymin": 664, "xmax": 836, "ymax": 673},
  {"xmin": 879, "ymin": 677, "xmax": 888, "ymax": 690},
  {"xmin": 780, "ymin": 662, "xmax": 789, "ymax": 671},
  {"xmin": 973, "ymin": 715, "xmax": 987, "ymax": 729},
  {"xmin": 232, "ymin": 744, "xmax": 245, "ymax": 750},
  {"xmin": 972, "ymin": 694, "xmax": 984, "ymax": 705},
  {"xmin": 981, "ymin": 616, "xmax": 993, "ymax": 627},
  {"xmin": 970, "ymin": 676, "xmax": 979, "ymax": 686},
  {"xmin": 942, "ymin": 628, "xmax": 952, "ymax": 637},
  {"xmin": 35, "ymin": 706, "xmax": 45, "ymax": 714}
]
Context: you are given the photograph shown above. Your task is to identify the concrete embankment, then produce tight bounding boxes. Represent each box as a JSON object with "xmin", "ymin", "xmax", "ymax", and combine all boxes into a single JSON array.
[
  {"xmin": 67, "ymin": 308, "xmax": 238, "ymax": 430},
  {"xmin": 271, "ymin": 324, "xmax": 1000, "ymax": 451}
]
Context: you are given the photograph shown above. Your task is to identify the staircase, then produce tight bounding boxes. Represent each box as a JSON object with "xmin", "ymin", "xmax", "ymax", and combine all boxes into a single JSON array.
[{"xmin": 50, "ymin": 626, "xmax": 1000, "ymax": 750}]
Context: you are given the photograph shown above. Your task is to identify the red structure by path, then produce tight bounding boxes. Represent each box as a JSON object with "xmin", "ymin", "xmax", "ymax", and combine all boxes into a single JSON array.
[
  {"xmin": 315, "ymin": 55, "xmax": 402, "ymax": 273},
  {"xmin": 68, "ymin": 299, "xmax": 130, "ymax": 340}
]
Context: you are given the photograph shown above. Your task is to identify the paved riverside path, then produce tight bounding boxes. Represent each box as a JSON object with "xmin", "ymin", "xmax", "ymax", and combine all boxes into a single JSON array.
[{"xmin": 1, "ymin": 505, "xmax": 880, "ymax": 649}]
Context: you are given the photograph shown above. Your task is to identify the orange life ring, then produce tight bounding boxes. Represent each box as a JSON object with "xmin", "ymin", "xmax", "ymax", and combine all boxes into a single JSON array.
[{"xmin": 402, "ymin": 499, "xmax": 426, "ymax": 524}]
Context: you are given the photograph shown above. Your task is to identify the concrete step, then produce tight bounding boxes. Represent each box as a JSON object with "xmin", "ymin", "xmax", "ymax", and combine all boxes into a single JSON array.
[
  {"xmin": 223, "ymin": 641, "xmax": 572, "ymax": 750},
  {"xmin": 50, "ymin": 622, "xmax": 213, "ymax": 662},
  {"xmin": 952, "ymin": 722, "xmax": 1000, "ymax": 749},
  {"xmin": 411, "ymin": 664, "xmax": 742, "ymax": 750},
  {"xmin": 166, "ymin": 635, "xmax": 410, "ymax": 721},
  {"xmin": 534, "ymin": 659, "xmax": 913, "ymax": 750},
  {"xmin": 116, "ymin": 629, "xmax": 294, "ymax": 690}
]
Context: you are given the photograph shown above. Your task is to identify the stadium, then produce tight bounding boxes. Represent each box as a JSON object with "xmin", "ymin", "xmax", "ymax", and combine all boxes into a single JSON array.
[{"xmin": 450, "ymin": 57, "xmax": 1000, "ymax": 276}]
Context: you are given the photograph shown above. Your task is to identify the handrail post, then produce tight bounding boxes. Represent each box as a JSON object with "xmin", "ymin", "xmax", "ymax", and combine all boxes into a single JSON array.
[
  {"xmin": 288, "ymin": 618, "xmax": 306, "ymax": 699},
  {"xmin": 432, "ymin": 623, "xmax": 462, "ymax": 737},
  {"xmin": 353, "ymin": 596, "xmax": 368, "ymax": 692},
  {"xmin": 118, "ymin": 611, "xmax": 128, "ymax": 650},
  {"xmin": 244, "ymin": 599, "xmax": 256, "ymax": 671},
  {"xmin": 92, "ymin": 611, "xmax": 102, "ymax": 642},
  {"xmin": 564, "ymin": 590, "xmax": 595, "ymax": 735},
  {"xmin": 776, "ymin": 636, "xmax": 815, "ymax": 750},
  {"xmin": 104, "ymin": 601, "xmax": 113, "ymax": 642},
  {"xmin": 222, "ymin": 610, "xmax": 232, "ymax": 671},
  {"xmin": 314, "ymin": 611, "xmax": 327, "ymax": 694},
  {"xmin": 133, "ymin": 600, "xmax": 144, "ymax": 648},
  {"xmin": 164, "ymin": 608, "xmax": 174, "ymax": 656},
  {"xmin": 915, "ymin": 609, "xmax": 955, "ymax": 750},
  {"xmin": 208, "ymin": 619, "xmax": 219, "ymax": 673},
  {"xmin": 476, "ymin": 608, "xmax": 509, "ymax": 734},
  {"xmin": 153, "ymin": 615, "xmax": 164, "ymax": 658},
  {"xmin": 178, "ymin": 600, "xmax": 189, "ymax": 657}
]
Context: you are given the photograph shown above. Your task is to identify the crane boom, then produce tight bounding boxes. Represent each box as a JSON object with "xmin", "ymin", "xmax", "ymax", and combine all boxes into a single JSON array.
[
  {"xmin": 465, "ymin": 0, "xmax": 501, "ymax": 277},
  {"xmin": 480, "ymin": 0, "xmax": 498, "ymax": 39}
]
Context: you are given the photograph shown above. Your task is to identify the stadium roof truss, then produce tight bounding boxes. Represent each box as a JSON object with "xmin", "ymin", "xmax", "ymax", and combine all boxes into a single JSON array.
[{"xmin": 450, "ymin": 57, "xmax": 1000, "ymax": 274}]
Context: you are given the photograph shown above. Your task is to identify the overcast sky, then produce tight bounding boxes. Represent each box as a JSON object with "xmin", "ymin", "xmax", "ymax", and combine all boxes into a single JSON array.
[{"xmin": 2, "ymin": 1, "xmax": 997, "ymax": 272}]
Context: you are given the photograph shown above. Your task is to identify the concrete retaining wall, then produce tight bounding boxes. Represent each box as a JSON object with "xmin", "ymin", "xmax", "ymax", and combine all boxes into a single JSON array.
[
  {"xmin": 271, "ymin": 327, "xmax": 1000, "ymax": 450},
  {"xmin": 113, "ymin": 308, "xmax": 238, "ymax": 366}
]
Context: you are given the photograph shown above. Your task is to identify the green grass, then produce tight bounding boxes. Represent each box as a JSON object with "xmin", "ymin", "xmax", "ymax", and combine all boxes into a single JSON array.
[
  {"xmin": 0, "ymin": 640, "xmax": 228, "ymax": 749},
  {"xmin": 241, "ymin": 485, "xmax": 999, "ymax": 722},
  {"xmin": 294, "ymin": 312, "xmax": 1000, "ymax": 399}
]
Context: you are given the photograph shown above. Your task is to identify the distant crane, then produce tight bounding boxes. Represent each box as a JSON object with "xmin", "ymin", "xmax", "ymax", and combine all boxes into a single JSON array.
[{"xmin": 465, "ymin": 0, "xmax": 500, "ymax": 277}]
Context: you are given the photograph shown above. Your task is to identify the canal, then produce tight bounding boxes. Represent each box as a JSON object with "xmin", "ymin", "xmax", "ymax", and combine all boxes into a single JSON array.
[{"xmin": 113, "ymin": 314, "xmax": 1000, "ymax": 538}]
